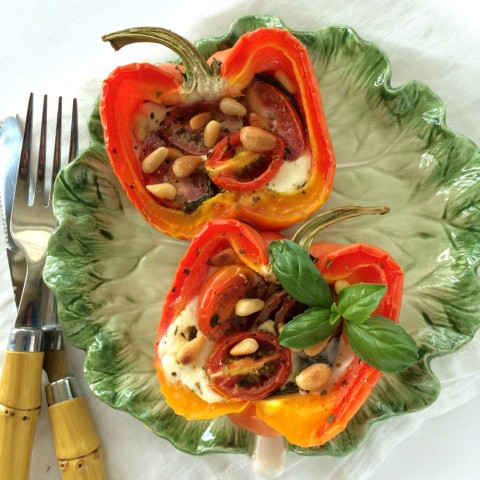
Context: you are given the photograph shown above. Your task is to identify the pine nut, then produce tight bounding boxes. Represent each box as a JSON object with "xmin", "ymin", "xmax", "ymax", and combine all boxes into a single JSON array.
[
  {"xmin": 303, "ymin": 338, "xmax": 330, "ymax": 357},
  {"xmin": 295, "ymin": 363, "xmax": 332, "ymax": 392},
  {"xmin": 240, "ymin": 126, "xmax": 277, "ymax": 152},
  {"xmin": 172, "ymin": 155, "xmax": 203, "ymax": 179},
  {"xmin": 167, "ymin": 147, "xmax": 184, "ymax": 160},
  {"xmin": 274, "ymin": 70, "xmax": 297, "ymax": 95},
  {"xmin": 246, "ymin": 88, "xmax": 264, "ymax": 117},
  {"xmin": 235, "ymin": 298, "xmax": 265, "ymax": 317},
  {"xmin": 334, "ymin": 280, "xmax": 351, "ymax": 295},
  {"xmin": 248, "ymin": 112, "xmax": 270, "ymax": 131},
  {"xmin": 176, "ymin": 335, "xmax": 207, "ymax": 365},
  {"xmin": 132, "ymin": 113, "xmax": 148, "ymax": 142},
  {"xmin": 257, "ymin": 320, "xmax": 276, "ymax": 335},
  {"xmin": 219, "ymin": 97, "xmax": 247, "ymax": 117},
  {"xmin": 146, "ymin": 183, "xmax": 177, "ymax": 200},
  {"xmin": 141, "ymin": 146, "xmax": 168, "ymax": 174},
  {"xmin": 230, "ymin": 338, "xmax": 259, "ymax": 356},
  {"xmin": 189, "ymin": 111, "xmax": 212, "ymax": 130},
  {"xmin": 203, "ymin": 120, "xmax": 222, "ymax": 148}
]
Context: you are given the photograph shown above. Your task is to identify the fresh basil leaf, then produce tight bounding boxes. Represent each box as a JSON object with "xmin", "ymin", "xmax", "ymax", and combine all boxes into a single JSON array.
[
  {"xmin": 268, "ymin": 239, "xmax": 332, "ymax": 307},
  {"xmin": 330, "ymin": 303, "xmax": 342, "ymax": 325},
  {"xmin": 338, "ymin": 283, "xmax": 387, "ymax": 323},
  {"xmin": 344, "ymin": 315, "xmax": 419, "ymax": 373},
  {"xmin": 278, "ymin": 307, "xmax": 337, "ymax": 349}
]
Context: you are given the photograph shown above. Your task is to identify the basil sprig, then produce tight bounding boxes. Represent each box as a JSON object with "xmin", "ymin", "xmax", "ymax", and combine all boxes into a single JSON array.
[
  {"xmin": 269, "ymin": 238, "xmax": 331, "ymax": 307},
  {"xmin": 268, "ymin": 239, "xmax": 418, "ymax": 373}
]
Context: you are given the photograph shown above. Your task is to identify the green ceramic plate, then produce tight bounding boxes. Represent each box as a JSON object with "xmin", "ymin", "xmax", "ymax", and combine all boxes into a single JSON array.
[{"xmin": 44, "ymin": 15, "xmax": 480, "ymax": 456}]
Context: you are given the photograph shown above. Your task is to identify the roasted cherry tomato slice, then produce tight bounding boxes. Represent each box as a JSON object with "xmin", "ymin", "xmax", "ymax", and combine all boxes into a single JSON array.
[
  {"xmin": 205, "ymin": 132, "xmax": 284, "ymax": 192},
  {"xmin": 206, "ymin": 331, "xmax": 291, "ymax": 401},
  {"xmin": 198, "ymin": 265, "xmax": 266, "ymax": 338},
  {"xmin": 245, "ymin": 80, "xmax": 305, "ymax": 160}
]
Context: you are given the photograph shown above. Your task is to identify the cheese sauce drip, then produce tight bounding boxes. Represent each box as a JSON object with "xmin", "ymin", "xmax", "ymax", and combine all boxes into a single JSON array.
[
  {"xmin": 157, "ymin": 298, "xmax": 225, "ymax": 403},
  {"xmin": 267, "ymin": 151, "xmax": 311, "ymax": 192}
]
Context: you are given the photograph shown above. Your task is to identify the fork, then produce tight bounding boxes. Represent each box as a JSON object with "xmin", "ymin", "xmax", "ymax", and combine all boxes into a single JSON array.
[
  {"xmin": 12, "ymin": 93, "xmax": 60, "ymax": 328},
  {"xmin": 0, "ymin": 94, "xmax": 105, "ymax": 479}
]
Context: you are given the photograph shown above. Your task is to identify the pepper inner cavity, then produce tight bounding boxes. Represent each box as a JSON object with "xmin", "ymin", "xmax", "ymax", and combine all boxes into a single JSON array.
[{"xmin": 132, "ymin": 76, "xmax": 307, "ymax": 210}]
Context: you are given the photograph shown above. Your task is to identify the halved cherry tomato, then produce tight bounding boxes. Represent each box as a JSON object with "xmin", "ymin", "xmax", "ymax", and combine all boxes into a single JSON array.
[
  {"xmin": 197, "ymin": 265, "xmax": 267, "ymax": 339},
  {"xmin": 206, "ymin": 331, "xmax": 291, "ymax": 401},
  {"xmin": 157, "ymin": 220, "xmax": 271, "ymax": 338},
  {"xmin": 205, "ymin": 132, "xmax": 284, "ymax": 192},
  {"xmin": 245, "ymin": 80, "xmax": 305, "ymax": 160}
]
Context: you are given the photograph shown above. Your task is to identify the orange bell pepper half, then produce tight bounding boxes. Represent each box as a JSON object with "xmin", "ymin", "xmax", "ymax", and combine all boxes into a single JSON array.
[
  {"xmin": 153, "ymin": 218, "xmax": 404, "ymax": 448},
  {"xmin": 100, "ymin": 26, "xmax": 335, "ymax": 239}
]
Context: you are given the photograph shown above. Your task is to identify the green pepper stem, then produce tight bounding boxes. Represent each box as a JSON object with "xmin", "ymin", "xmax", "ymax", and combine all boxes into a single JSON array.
[
  {"xmin": 291, "ymin": 205, "xmax": 390, "ymax": 252},
  {"xmin": 102, "ymin": 27, "xmax": 223, "ymax": 95}
]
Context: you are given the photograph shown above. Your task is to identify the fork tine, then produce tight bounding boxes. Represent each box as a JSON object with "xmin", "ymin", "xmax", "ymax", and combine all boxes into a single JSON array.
[
  {"xmin": 37, "ymin": 95, "xmax": 48, "ymax": 182},
  {"xmin": 19, "ymin": 93, "xmax": 33, "ymax": 179},
  {"xmin": 52, "ymin": 97, "xmax": 62, "ymax": 185},
  {"xmin": 68, "ymin": 98, "xmax": 78, "ymax": 162}
]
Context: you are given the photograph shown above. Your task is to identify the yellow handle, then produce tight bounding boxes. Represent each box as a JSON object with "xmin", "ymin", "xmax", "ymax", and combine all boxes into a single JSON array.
[
  {"xmin": 0, "ymin": 350, "xmax": 44, "ymax": 480},
  {"xmin": 57, "ymin": 448, "xmax": 106, "ymax": 480},
  {"xmin": 48, "ymin": 396, "xmax": 106, "ymax": 479}
]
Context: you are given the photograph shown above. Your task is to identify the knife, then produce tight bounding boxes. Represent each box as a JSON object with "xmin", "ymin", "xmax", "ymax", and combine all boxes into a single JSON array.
[
  {"xmin": 0, "ymin": 112, "xmax": 106, "ymax": 479},
  {"xmin": 0, "ymin": 113, "xmax": 45, "ymax": 480},
  {"xmin": 0, "ymin": 115, "xmax": 26, "ymax": 305}
]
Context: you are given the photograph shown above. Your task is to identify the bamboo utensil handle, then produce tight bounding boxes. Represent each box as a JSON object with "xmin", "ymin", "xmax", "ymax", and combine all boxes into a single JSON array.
[
  {"xmin": 47, "ymin": 377, "xmax": 106, "ymax": 479},
  {"xmin": 56, "ymin": 447, "xmax": 105, "ymax": 480},
  {"xmin": 0, "ymin": 341, "xmax": 44, "ymax": 480}
]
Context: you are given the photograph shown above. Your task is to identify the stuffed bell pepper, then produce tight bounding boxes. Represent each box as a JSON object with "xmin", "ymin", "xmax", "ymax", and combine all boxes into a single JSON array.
[
  {"xmin": 154, "ymin": 207, "xmax": 418, "ymax": 447},
  {"xmin": 100, "ymin": 26, "xmax": 335, "ymax": 239}
]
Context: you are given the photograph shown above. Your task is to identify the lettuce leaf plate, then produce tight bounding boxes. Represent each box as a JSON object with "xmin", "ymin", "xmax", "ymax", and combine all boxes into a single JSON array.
[{"xmin": 44, "ymin": 15, "xmax": 480, "ymax": 457}]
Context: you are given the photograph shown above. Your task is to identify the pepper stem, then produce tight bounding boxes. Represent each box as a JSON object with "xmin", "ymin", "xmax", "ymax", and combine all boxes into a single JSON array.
[
  {"xmin": 292, "ymin": 205, "xmax": 390, "ymax": 252},
  {"xmin": 102, "ymin": 27, "xmax": 223, "ymax": 95}
]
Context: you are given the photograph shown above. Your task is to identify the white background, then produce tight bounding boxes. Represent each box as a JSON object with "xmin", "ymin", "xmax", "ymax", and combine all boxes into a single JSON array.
[{"xmin": 1, "ymin": 1, "xmax": 479, "ymax": 479}]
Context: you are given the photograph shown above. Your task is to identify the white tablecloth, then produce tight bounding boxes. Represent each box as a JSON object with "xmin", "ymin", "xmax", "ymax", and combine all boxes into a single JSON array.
[{"xmin": 1, "ymin": 1, "xmax": 480, "ymax": 479}]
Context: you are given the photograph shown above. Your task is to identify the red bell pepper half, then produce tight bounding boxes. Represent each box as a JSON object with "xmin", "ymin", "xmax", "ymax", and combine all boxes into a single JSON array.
[
  {"xmin": 154, "ymin": 207, "xmax": 409, "ymax": 448},
  {"xmin": 100, "ymin": 26, "xmax": 335, "ymax": 239}
]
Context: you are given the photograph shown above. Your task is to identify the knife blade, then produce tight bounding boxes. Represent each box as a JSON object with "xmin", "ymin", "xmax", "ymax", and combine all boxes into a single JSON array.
[{"xmin": 0, "ymin": 116, "xmax": 26, "ymax": 306}]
